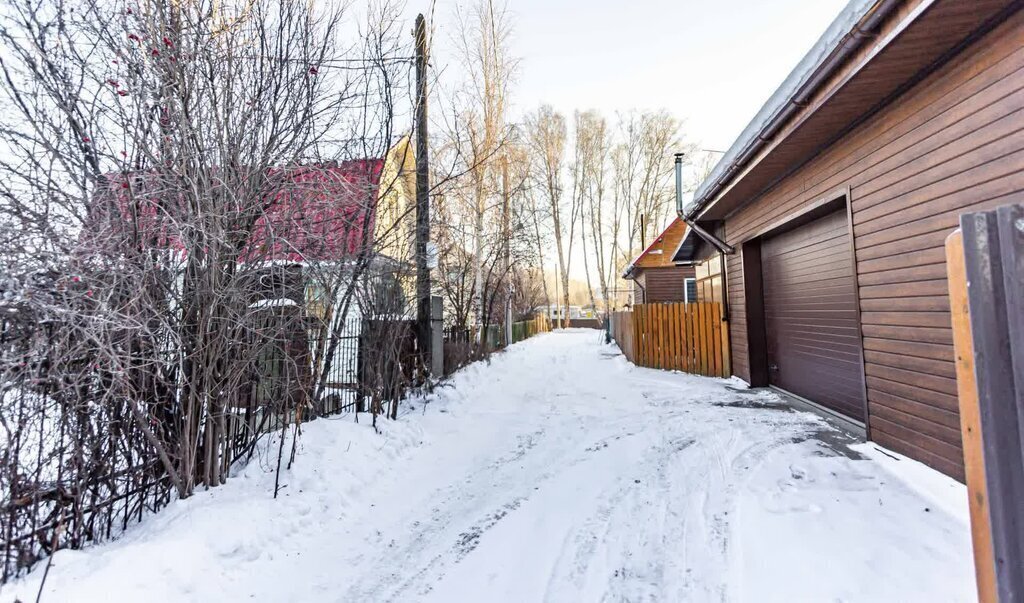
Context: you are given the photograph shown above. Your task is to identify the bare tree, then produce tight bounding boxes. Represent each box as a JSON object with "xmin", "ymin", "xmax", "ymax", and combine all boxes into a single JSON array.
[
  {"xmin": 451, "ymin": 0, "xmax": 516, "ymax": 329},
  {"xmin": 525, "ymin": 105, "xmax": 573, "ymax": 328},
  {"xmin": 0, "ymin": 0, "xmax": 415, "ymax": 580}
]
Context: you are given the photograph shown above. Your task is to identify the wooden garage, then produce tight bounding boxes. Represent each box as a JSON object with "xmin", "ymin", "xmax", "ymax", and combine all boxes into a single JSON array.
[
  {"xmin": 682, "ymin": 0, "xmax": 1024, "ymax": 480},
  {"xmin": 761, "ymin": 209, "xmax": 866, "ymax": 423}
]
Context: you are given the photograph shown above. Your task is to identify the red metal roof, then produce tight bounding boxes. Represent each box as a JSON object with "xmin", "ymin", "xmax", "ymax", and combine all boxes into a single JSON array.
[{"xmin": 84, "ymin": 160, "xmax": 385, "ymax": 263}]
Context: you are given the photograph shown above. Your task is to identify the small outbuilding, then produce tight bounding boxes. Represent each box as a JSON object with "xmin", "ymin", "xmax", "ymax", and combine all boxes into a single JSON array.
[{"xmin": 622, "ymin": 217, "xmax": 696, "ymax": 304}]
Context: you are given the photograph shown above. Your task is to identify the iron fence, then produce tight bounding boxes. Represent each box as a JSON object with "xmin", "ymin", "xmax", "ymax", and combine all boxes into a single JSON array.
[
  {"xmin": 443, "ymin": 315, "xmax": 550, "ymax": 375},
  {"xmin": 0, "ymin": 307, "xmax": 365, "ymax": 582}
]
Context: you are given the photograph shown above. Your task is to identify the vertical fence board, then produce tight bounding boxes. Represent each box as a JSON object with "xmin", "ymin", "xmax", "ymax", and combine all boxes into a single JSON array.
[
  {"xmin": 657, "ymin": 304, "xmax": 666, "ymax": 370},
  {"xmin": 670, "ymin": 303, "xmax": 680, "ymax": 371},
  {"xmin": 712, "ymin": 303, "xmax": 720, "ymax": 374},
  {"xmin": 694, "ymin": 303, "xmax": 701, "ymax": 374},
  {"xmin": 684, "ymin": 303, "xmax": 692, "ymax": 374},
  {"xmin": 660, "ymin": 304, "xmax": 669, "ymax": 370},
  {"xmin": 636, "ymin": 306, "xmax": 645, "ymax": 366},
  {"xmin": 686, "ymin": 303, "xmax": 695, "ymax": 373},
  {"xmin": 702, "ymin": 303, "xmax": 712, "ymax": 377},
  {"xmin": 638, "ymin": 305, "xmax": 647, "ymax": 366},
  {"xmin": 947, "ymin": 229, "xmax": 997, "ymax": 603},
  {"xmin": 651, "ymin": 304, "xmax": 658, "ymax": 368}
]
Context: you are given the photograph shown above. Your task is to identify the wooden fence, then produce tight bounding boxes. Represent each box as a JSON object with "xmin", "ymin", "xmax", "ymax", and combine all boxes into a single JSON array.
[
  {"xmin": 511, "ymin": 314, "xmax": 551, "ymax": 343},
  {"xmin": 610, "ymin": 302, "xmax": 730, "ymax": 378},
  {"xmin": 947, "ymin": 203, "xmax": 1023, "ymax": 603}
]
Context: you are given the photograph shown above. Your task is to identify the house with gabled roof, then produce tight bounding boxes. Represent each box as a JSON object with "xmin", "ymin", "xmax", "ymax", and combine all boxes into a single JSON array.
[{"xmin": 621, "ymin": 217, "xmax": 696, "ymax": 305}]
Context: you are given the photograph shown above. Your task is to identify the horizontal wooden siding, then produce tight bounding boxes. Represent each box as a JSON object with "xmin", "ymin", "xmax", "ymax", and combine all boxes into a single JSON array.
[{"xmin": 723, "ymin": 11, "xmax": 1024, "ymax": 479}]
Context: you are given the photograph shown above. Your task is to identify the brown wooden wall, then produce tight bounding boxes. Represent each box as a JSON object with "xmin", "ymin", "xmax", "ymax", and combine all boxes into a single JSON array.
[
  {"xmin": 723, "ymin": 11, "xmax": 1024, "ymax": 479},
  {"xmin": 694, "ymin": 256, "xmax": 724, "ymax": 304},
  {"xmin": 634, "ymin": 266, "xmax": 696, "ymax": 303}
]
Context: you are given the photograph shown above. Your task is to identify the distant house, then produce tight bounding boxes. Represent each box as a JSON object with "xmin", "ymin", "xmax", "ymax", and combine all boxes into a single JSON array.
[
  {"xmin": 621, "ymin": 217, "xmax": 696, "ymax": 304},
  {"xmin": 82, "ymin": 138, "xmax": 417, "ymax": 409},
  {"xmin": 85, "ymin": 137, "xmax": 416, "ymax": 307},
  {"xmin": 538, "ymin": 304, "xmax": 584, "ymax": 321},
  {"xmin": 678, "ymin": 0, "xmax": 1023, "ymax": 480}
]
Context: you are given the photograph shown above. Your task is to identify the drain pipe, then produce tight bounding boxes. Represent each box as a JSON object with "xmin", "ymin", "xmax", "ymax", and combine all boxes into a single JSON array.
[{"xmin": 675, "ymin": 153, "xmax": 734, "ymax": 255}]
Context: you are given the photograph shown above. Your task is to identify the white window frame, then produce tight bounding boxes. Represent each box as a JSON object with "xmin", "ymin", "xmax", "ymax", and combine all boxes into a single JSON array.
[{"xmin": 684, "ymin": 277, "xmax": 697, "ymax": 303}]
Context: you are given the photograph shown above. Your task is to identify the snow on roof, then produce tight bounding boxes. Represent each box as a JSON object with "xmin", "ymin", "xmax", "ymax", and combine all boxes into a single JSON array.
[{"xmin": 688, "ymin": 0, "xmax": 879, "ymax": 215}]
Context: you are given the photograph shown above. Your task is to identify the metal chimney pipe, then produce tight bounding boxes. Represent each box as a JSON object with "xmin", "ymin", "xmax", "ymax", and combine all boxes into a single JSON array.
[{"xmin": 674, "ymin": 153, "xmax": 685, "ymax": 215}]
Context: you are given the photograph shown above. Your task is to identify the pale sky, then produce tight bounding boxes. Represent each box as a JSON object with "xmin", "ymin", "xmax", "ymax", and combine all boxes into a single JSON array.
[
  {"xmin": 426, "ymin": 0, "xmax": 849, "ymax": 152},
  {"xmin": 416, "ymin": 0, "xmax": 850, "ymax": 280}
]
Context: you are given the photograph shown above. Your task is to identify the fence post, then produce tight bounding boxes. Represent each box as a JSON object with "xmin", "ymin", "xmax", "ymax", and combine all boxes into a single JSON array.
[
  {"xmin": 430, "ymin": 296, "xmax": 444, "ymax": 377},
  {"xmin": 955, "ymin": 203, "xmax": 1024, "ymax": 602},
  {"xmin": 947, "ymin": 228, "xmax": 997, "ymax": 603}
]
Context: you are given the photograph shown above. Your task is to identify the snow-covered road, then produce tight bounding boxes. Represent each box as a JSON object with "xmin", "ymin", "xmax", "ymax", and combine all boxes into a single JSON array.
[{"xmin": 5, "ymin": 330, "xmax": 975, "ymax": 602}]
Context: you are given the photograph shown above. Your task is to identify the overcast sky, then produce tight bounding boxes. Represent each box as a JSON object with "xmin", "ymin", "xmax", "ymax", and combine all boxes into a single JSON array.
[
  {"xmin": 419, "ymin": 0, "xmax": 850, "ymax": 280},
  {"xmin": 512, "ymin": 0, "xmax": 848, "ymax": 153},
  {"xmin": 427, "ymin": 0, "xmax": 847, "ymax": 154}
]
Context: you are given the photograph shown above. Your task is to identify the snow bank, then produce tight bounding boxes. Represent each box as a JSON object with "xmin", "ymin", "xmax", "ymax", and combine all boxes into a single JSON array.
[
  {"xmin": 2, "ymin": 330, "xmax": 977, "ymax": 602},
  {"xmin": 1, "ymin": 412, "xmax": 425, "ymax": 602}
]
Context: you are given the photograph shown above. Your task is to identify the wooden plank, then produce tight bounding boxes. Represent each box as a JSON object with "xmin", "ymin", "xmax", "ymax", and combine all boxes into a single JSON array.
[
  {"xmin": 675, "ymin": 304, "xmax": 683, "ymax": 371},
  {"xmin": 636, "ymin": 305, "xmax": 645, "ymax": 366},
  {"xmin": 651, "ymin": 304, "xmax": 657, "ymax": 368},
  {"xmin": 946, "ymin": 229, "xmax": 997, "ymax": 603},
  {"xmin": 961, "ymin": 204, "xmax": 1024, "ymax": 600},
  {"xmin": 708, "ymin": 303, "xmax": 717, "ymax": 377},
  {"xmin": 663, "ymin": 304, "xmax": 671, "ymax": 370},
  {"xmin": 695, "ymin": 303, "xmax": 702, "ymax": 374},
  {"xmin": 632, "ymin": 308, "xmax": 641, "ymax": 365},
  {"xmin": 678, "ymin": 304, "xmax": 688, "ymax": 373},
  {"xmin": 688, "ymin": 303, "xmax": 696, "ymax": 374},
  {"xmin": 676, "ymin": 303, "xmax": 685, "ymax": 371},
  {"xmin": 643, "ymin": 304, "xmax": 651, "ymax": 367},
  {"xmin": 707, "ymin": 303, "xmax": 715, "ymax": 376},
  {"xmin": 644, "ymin": 304, "xmax": 653, "ymax": 368},
  {"xmin": 700, "ymin": 303, "xmax": 708, "ymax": 374},
  {"xmin": 667, "ymin": 303, "xmax": 677, "ymax": 371},
  {"xmin": 681, "ymin": 302, "xmax": 688, "ymax": 372},
  {"xmin": 656, "ymin": 304, "xmax": 665, "ymax": 370},
  {"xmin": 667, "ymin": 303, "xmax": 675, "ymax": 368}
]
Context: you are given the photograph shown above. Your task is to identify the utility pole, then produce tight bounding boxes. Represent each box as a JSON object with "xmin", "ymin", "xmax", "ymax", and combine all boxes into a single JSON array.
[
  {"xmin": 414, "ymin": 14, "xmax": 432, "ymax": 375},
  {"xmin": 502, "ymin": 155, "xmax": 512, "ymax": 345},
  {"xmin": 640, "ymin": 213, "xmax": 646, "ymax": 250}
]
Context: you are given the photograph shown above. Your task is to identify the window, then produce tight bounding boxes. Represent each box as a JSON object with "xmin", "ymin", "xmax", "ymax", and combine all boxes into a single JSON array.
[{"xmin": 684, "ymin": 278, "xmax": 698, "ymax": 303}]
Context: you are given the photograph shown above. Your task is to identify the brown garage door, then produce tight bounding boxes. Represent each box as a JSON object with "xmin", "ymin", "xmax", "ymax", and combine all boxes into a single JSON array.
[{"xmin": 761, "ymin": 209, "xmax": 866, "ymax": 422}]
